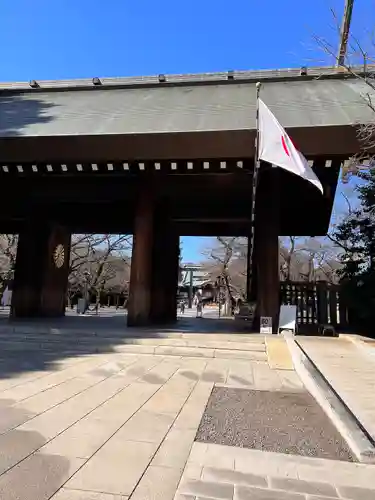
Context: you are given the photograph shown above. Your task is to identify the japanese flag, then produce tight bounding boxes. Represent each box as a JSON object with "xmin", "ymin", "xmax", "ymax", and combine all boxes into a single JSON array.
[{"xmin": 258, "ymin": 98, "xmax": 323, "ymax": 194}]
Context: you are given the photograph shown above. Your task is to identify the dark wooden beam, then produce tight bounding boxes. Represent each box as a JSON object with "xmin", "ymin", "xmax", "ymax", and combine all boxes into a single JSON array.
[{"xmin": 0, "ymin": 125, "xmax": 364, "ymax": 165}]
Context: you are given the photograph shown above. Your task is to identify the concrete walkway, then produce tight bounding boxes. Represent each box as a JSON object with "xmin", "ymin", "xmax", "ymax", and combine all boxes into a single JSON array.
[
  {"xmin": 0, "ymin": 321, "xmax": 374, "ymax": 499},
  {"xmin": 0, "ymin": 326, "xmax": 303, "ymax": 499},
  {"xmin": 298, "ymin": 336, "xmax": 375, "ymax": 443}
]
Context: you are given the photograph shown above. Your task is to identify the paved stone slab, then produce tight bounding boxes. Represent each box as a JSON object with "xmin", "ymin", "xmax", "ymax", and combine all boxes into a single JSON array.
[
  {"xmin": 276, "ymin": 370, "xmax": 304, "ymax": 392},
  {"xmin": 173, "ymin": 383, "xmax": 213, "ymax": 431},
  {"xmin": 21, "ymin": 379, "xmax": 158, "ymax": 440},
  {"xmin": 196, "ymin": 387, "xmax": 354, "ymax": 461},
  {"xmin": 89, "ymin": 381, "xmax": 160, "ymax": 422},
  {"xmin": 139, "ymin": 360, "xmax": 179, "ymax": 385},
  {"xmin": 0, "ymin": 370, "xmax": 55, "ymax": 392},
  {"xmin": 306, "ymin": 497, "xmax": 340, "ymax": 500},
  {"xmin": 188, "ymin": 340, "xmax": 265, "ymax": 352},
  {"xmin": 66, "ymin": 439, "xmax": 157, "ymax": 496},
  {"xmin": 252, "ymin": 363, "xmax": 284, "ymax": 390},
  {"xmin": 51, "ymin": 490, "xmax": 128, "ymax": 499},
  {"xmin": 154, "ymin": 346, "xmax": 215, "ymax": 358},
  {"xmin": 234, "ymin": 485, "xmax": 304, "ymax": 499},
  {"xmin": 226, "ymin": 362, "xmax": 254, "ymax": 388},
  {"xmin": 200, "ymin": 370, "xmax": 226, "ymax": 384},
  {"xmin": 202, "ymin": 467, "xmax": 267, "ymax": 488},
  {"xmin": 336, "ymin": 485, "xmax": 375, "ymax": 500},
  {"xmin": 0, "ymin": 357, "xmax": 109, "ymax": 402},
  {"xmin": 214, "ymin": 349, "xmax": 267, "ymax": 361},
  {"xmin": 166, "ymin": 372, "xmax": 200, "ymax": 392},
  {"xmin": 117, "ymin": 345, "xmax": 156, "ymax": 355},
  {"xmin": 0, "ymin": 451, "xmax": 84, "ymax": 500},
  {"xmin": 142, "ymin": 386, "xmax": 191, "ymax": 415},
  {"xmin": 4, "ymin": 327, "xmax": 374, "ymax": 500},
  {"xmin": 130, "ymin": 465, "xmax": 182, "ymax": 500},
  {"xmin": 15, "ymin": 375, "xmax": 105, "ymax": 414},
  {"xmin": 178, "ymin": 358, "xmax": 208, "ymax": 371},
  {"xmin": 0, "ymin": 428, "xmax": 47, "ymax": 475},
  {"xmin": 179, "ymin": 479, "xmax": 234, "ymax": 499},
  {"xmin": 189, "ymin": 444, "xmax": 235, "ymax": 470},
  {"xmin": 152, "ymin": 428, "xmax": 197, "ymax": 468},
  {"xmin": 182, "ymin": 442, "xmax": 375, "ymax": 500},
  {"xmin": 183, "ymin": 463, "xmax": 203, "ymax": 480},
  {"xmin": 116, "ymin": 410, "xmax": 174, "ymax": 443},
  {"xmin": 0, "ymin": 400, "xmax": 35, "ymax": 433},
  {"xmin": 269, "ymin": 477, "xmax": 338, "ymax": 497},
  {"xmin": 40, "ymin": 416, "xmax": 121, "ymax": 459}
]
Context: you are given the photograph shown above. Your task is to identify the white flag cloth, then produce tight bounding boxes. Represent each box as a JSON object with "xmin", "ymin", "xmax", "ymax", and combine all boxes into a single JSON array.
[{"xmin": 258, "ymin": 98, "xmax": 323, "ymax": 194}]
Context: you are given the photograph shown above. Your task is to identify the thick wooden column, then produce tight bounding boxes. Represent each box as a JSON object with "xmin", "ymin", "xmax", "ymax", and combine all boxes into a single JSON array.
[
  {"xmin": 163, "ymin": 230, "xmax": 179, "ymax": 322},
  {"xmin": 255, "ymin": 168, "xmax": 280, "ymax": 333},
  {"xmin": 150, "ymin": 199, "xmax": 179, "ymax": 324},
  {"xmin": 127, "ymin": 189, "xmax": 154, "ymax": 326},
  {"xmin": 246, "ymin": 232, "xmax": 258, "ymax": 303},
  {"xmin": 11, "ymin": 221, "xmax": 71, "ymax": 318}
]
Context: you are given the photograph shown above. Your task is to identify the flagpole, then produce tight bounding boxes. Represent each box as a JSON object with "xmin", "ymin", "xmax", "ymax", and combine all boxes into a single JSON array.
[{"xmin": 246, "ymin": 81, "xmax": 262, "ymax": 304}]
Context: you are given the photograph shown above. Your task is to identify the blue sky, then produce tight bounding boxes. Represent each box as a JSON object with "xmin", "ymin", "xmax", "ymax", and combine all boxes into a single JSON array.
[{"xmin": 0, "ymin": 0, "xmax": 370, "ymax": 262}]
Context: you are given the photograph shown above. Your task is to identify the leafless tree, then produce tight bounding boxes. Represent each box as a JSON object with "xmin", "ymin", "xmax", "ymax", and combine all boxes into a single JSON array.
[
  {"xmin": 0, "ymin": 234, "xmax": 18, "ymax": 286},
  {"xmin": 68, "ymin": 234, "xmax": 131, "ymax": 308},
  {"xmin": 0, "ymin": 233, "xmax": 131, "ymax": 302},
  {"xmin": 281, "ymin": 235, "xmax": 340, "ymax": 283},
  {"xmin": 312, "ymin": 6, "xmax": 375, "ymax": 178},
  {"xmin": 279, "ymin": 236, "xmax": 300, "ymax": 281},
  {"xmin": 202, "ymin": 237, "xmax": 247, "ymax": 314},
  {"xmin": 203, "ymin": 235, "xmax": 340, "ymax": 309}
]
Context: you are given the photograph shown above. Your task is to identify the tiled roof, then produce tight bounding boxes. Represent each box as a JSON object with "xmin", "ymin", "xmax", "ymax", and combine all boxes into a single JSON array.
[{"xmin": 0, "ymin": 66, "xmax": 373, "ymax": 138}]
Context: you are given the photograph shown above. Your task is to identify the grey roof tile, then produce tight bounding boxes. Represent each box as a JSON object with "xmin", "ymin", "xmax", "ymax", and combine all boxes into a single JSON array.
[{"xmin": 0, "ymin": 70, "xmax": 373, "ymax": 138}]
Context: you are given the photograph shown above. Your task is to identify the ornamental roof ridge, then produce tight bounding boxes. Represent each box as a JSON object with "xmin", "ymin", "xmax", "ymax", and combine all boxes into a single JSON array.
[{"xmin": 0, "ymin": 65, "xmax": 372, "ymax": 93}]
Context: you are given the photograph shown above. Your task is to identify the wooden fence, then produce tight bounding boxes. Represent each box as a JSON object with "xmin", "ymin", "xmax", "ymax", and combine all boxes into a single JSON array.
[{"xmin": 280, "ymin": 281, "xmax": 351, "ymax": 330}]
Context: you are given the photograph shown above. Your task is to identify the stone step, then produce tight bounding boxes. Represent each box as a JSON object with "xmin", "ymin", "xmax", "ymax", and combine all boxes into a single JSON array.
[
  {"xmin": 0, "ymin": 343, "xmax": 267, "ymax": 362},
  {"xmin": 176, "ymin": 469, "xmax": 375, "ymax": 500},
  {"xmin": 175, "ymin": 443, "xmax": 375, "ymax": 500},
  {"xmin": 99, "ymin": 343, "xmax": 268, "ymax": 361},
  {"xmin": 0, "ymin": 336, "xmax": 265, "ymax": 347},
  {"xmin": 0, "ymin": 333, "xmax": 266, "ymax": 360}
]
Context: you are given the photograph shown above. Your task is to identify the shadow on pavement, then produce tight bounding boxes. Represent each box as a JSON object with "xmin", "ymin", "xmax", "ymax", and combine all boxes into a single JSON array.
[{"xmin": 0, "ymin": 309, "xmax": 254, "ymax": 379}]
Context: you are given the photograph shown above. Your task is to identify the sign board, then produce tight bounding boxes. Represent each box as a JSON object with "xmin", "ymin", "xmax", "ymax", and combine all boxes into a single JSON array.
[
  {"xmin": 278, "ymin": 305, "xmax": 297, "ymax": 334},
  {"xmin": 260, "ymin": 316, "xmax": 272, "ymax": 334}
]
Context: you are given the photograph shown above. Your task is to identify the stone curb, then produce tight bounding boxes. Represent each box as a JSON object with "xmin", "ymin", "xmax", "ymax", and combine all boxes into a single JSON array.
[{"xmin": 282, "ymin": 332, "xmax": 375, "ymax": 464}]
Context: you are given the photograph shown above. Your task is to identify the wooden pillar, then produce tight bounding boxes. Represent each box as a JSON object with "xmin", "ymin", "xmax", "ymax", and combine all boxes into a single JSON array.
[
  {"xmin": 246, "ymin": 232, "xmax": 258, "ymax": 302},
  {"xmin": 11, "ymin": 221, "xmax": 71, "ymax": 318},
  {"xmin": 164, "ymin": 230, "xmax": 179, "ymax": 322},
  {"xmin": 150, "ymin": 199, "xmax": 179, "ymax": 324},
  {"xmin": 127, "ymin": 189, "xmax": 154, "ymax": 326},
  {"xmin": 255, "ymin": 168, "xmax": 280, "ymax": 333}
]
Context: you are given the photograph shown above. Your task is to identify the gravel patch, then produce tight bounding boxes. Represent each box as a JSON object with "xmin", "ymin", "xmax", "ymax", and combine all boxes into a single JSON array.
[{"xmin": 196, "ymin": 387, "xmax": 354, "ymax": 462}]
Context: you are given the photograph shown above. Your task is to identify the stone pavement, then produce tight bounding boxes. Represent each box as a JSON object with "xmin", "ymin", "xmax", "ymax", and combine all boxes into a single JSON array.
[
  {"xmin": 175, "ymin": 442, "xmax": 375, "ymax": 500},
  {"xmin": 0, "ymin": 326, "xmax": 302, "ymax": 499},
  {"xmin": 298, "ymin": 336, "xmax": 375, "ymax": 443},
  {"xmin": 0, "ymin": 321, "xmax": 374, "ymax": 499}
]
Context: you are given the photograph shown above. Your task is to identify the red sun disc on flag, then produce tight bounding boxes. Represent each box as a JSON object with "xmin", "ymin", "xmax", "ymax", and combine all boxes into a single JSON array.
[{"xmin": 281, "ymin": 136, "xmax": 290, "ymax": 157}]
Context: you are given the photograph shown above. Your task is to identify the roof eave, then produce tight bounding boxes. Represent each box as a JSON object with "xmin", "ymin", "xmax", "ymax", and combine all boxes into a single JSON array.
[{"xmin": 0, "ymin": 65, "xmax": 372, "ymax": 94}]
